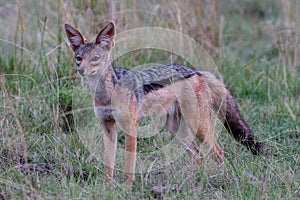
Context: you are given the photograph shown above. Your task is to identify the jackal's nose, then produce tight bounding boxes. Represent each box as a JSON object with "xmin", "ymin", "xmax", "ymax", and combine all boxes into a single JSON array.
[{"xmin": 77, "ymin": 67, "xmax": 85, "ymax": 76}]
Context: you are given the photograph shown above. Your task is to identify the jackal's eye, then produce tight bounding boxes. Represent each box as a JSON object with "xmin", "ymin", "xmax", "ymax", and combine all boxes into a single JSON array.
[
  {"xmin": 91, "ymin": 56, "xmax": 100, "ymax": 62},
  {"xmin": 75, "ymin": 55, "xmax": 82, "ymax": 63}
]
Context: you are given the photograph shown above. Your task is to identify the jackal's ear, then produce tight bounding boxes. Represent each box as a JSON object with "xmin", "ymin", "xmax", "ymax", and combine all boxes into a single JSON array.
[
  {"xmin": 95, "ymin": 22, "xmax": 115, "ymax": 51},
  {"xmin": 64, "ymin": 23, "xmax": 87, "ymax": 52}
]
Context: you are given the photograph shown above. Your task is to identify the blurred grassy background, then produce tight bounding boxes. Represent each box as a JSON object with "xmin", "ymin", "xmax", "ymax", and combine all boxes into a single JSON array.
[{"xmin": 0, "ymin": 0, "xmax": 299, "ymax": 199}]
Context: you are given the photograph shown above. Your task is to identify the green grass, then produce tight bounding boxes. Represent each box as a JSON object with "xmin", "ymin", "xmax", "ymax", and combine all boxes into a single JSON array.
[{"xmin": 0, "ymin": 0, "xmax": 299, "ymax": 199}]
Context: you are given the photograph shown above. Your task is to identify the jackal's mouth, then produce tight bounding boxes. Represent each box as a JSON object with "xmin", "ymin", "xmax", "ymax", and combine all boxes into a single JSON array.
[{"xmin": 89, "ymin": 70, "xmax": 97, "ymax": 75}]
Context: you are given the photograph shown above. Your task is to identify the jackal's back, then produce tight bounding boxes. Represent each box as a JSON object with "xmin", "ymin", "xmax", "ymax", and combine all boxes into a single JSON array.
[{"xmin": 113, "ymin": 64, "xmax": 202, "ymax": 95}]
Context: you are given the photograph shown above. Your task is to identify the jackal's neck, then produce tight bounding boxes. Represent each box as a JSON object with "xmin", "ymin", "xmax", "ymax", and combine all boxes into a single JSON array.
[{"xmin": 87, "ymin": 64, "xmax": 116, "ymax": 106}]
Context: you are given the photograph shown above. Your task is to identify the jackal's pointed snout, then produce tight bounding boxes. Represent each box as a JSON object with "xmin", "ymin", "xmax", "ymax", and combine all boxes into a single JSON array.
[{"xmin": 77, "ymin": 67, "xmax": 85, "ymax": 76}]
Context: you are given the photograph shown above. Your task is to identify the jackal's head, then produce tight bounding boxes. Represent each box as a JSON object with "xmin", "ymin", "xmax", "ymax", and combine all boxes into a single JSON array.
[{"xmin": 64, "ymin": 22, "xmax": 115, "ymax": 76}]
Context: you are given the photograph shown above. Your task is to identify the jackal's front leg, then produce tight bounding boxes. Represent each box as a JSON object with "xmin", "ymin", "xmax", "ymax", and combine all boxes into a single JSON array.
[
  {"xmin": 103, "ymin": 120, "xmax": 118, "ymax": 187},
  {"xmin": 111, "ymin": 85, "xmax": 138, "ymax": 189},
  {"xmin": 124, "ymin": 125, "xmax": 137, "ymax": 190}
]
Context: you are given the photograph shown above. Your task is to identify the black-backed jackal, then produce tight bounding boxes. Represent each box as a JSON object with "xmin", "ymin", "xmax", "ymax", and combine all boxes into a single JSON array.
[{"xmin": 65, "ymin": 22, "xmax": 262, "ymax": 189}]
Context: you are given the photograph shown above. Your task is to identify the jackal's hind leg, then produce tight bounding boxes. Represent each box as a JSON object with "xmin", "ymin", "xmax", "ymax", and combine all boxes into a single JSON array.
[
  {"xmin": 166, "ymin": 113, "xmax": 203, "ymax": 163},
  {"xmin": 195, "ymin": 123, "xmax": 224, "ymax": 164}
]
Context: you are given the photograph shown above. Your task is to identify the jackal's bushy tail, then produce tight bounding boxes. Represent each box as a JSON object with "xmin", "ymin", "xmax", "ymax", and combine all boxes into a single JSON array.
[{"xmin": 201, "ymin": 71, "xmax": 262, "ymax": 155}]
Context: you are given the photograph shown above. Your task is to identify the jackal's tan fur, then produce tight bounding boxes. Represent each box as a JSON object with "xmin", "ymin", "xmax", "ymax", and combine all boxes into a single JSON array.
[{"xmin": 65, "ymin": 22, "xmax": 261, "ymax": 189}]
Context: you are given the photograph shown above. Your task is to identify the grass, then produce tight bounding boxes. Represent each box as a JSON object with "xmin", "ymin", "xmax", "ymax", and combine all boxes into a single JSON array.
[{"xmin": 0, "ymin": 0, "xmax": 299, "ymax": 199}]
